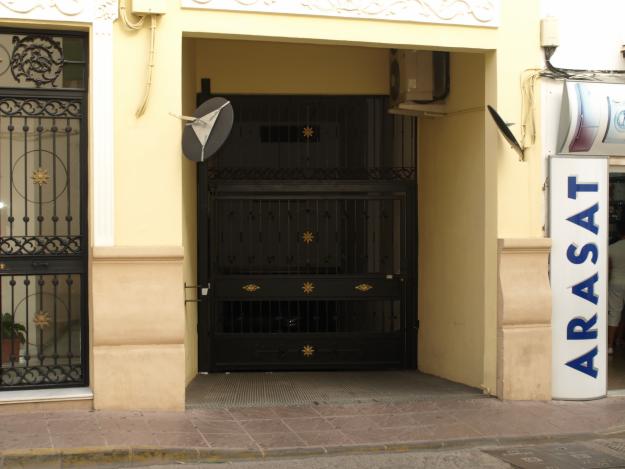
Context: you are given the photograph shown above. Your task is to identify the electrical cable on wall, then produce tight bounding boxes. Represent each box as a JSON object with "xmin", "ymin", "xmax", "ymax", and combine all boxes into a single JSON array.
[{"xmin": 119, "ymin": 0, "xmax": 157, "ymax": 117}]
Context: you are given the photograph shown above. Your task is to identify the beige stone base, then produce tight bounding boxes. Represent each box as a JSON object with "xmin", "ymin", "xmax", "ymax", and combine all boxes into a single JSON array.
[
  {"xmin": 91, "ymin": 247, "xmax": 186, "ymax": 411},
  {"xmin": 93, "ymin": 344, "xmax": 185, "ymax": 411},
  {"xmin": 497, "ymin": 239, "xmax": 552, "ymax": 400}
]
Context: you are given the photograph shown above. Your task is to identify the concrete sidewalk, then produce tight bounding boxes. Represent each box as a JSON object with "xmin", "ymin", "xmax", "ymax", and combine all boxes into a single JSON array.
[{"xmin": 1, "ymin": 396, "xmax": 625, "ymax": 467}]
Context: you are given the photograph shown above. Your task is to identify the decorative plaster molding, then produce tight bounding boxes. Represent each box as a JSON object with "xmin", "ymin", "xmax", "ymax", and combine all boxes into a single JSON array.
[
  {"xmin": 0, "ymin": 0, "xmax": 82, "ymax": 16},
  {"xmin": 96, "ymin": 0, "xmax": 118, "ymax": 21},
  {"xmin": 0, "ymin": 0, "xmax": 118, "ymax": 247},
  {"xmin": 181, "ymin": 0, "xmax": 499, "ymax": 27}
]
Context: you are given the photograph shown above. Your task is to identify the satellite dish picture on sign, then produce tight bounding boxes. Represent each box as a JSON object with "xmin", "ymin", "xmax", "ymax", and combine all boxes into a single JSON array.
[{"xmin": 176, "ymin": 97, "xmax": 235, "ymax": 162}]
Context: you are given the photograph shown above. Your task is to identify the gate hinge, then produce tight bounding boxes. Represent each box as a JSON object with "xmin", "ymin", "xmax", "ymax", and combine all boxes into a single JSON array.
[{"xmin": 184, "ymin": 282, "xmax": 210, "ymax": 304}]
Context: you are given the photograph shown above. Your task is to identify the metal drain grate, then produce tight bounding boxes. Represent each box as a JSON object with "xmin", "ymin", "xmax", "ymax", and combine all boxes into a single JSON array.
[
  {"xmin": 485, "ymin": 443, "xmax": 625, "ymax": 469},
  {"xmin": 186, "ymin": 371, "xmax": 483, "ymax": 409}
]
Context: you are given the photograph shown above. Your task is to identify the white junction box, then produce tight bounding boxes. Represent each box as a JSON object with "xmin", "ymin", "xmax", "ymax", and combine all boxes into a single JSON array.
[{"xmin": 131, "ymin": 0, "xmax": 167, "ymax": 15}]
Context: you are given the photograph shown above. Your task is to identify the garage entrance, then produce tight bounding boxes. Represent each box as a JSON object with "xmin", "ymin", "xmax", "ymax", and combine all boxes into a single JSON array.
[{"xmin": 197, "ymin": 94, "xmax": 417, "ymax": 371}]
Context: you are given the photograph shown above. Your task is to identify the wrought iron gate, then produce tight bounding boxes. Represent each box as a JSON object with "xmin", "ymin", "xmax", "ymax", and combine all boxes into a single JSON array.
[
  {"xmin": 0, "ymin": 30, "xmax": 88, "ymax": 388},
  {"xmin": 198, "ymin": 94, "xmax": 416, "ymax": 371}
]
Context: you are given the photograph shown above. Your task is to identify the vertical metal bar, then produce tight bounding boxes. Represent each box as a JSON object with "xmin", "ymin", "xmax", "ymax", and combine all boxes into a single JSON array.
[
  {"xmin": 52, "ymin": 118, "xmax": 58, "ymax": 236},
  {"xmin": 24, "ymin": 275, "xmax": 29, "ymax": 366},
  {"xmin": 315, "ymin": 199, "xmax": 319, "ymax": 275},
  {"xmin": 258, "ymin": 199, "xmax": 263, "ymax": 274},
  {"xmin": 23, "ymin": 116, "xmax": 28, "ymax": 237},
  {"xmin": 37, "ymin": 117, "xmax": 42, "ymax": 236},
  {"xmin": 9, "ymin": 116, "xmax": 14, "ymax": 237},
  {"xmin": 296, "ymin": 199, "xmax": 300, "ymax": 275},
  {"xmin": 335, "ymin": 200, "xmax": 338, "ymax": 274},
  {"xmin": 53, "ymin": 274, "xmax": 58, "ymax": 365},
  {"xmin": 10, "ymin": 276, "xmax": 16, "ymax": 365},
  {"xmin": 66, "ymin": 118, "xmax": 72, "ymax": 236},
  {"xmin": 38, "ymin": 275, "xmax": 43, "ymax": 359},
  {"xmin": 353, "ymin": 199, "xmax": 357, "ymax": 274},
  {"xmin": 286, "ymin": 199, "xmax": 291, "ymax": 275},
  {"xmin": 67, "ymin": 274, "xmax": 73, "ymax": 367}
]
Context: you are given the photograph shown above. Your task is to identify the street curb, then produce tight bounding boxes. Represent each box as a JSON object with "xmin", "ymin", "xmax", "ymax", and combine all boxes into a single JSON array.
[{"xmin": 0, "ymin": 431, "xmax": 621, "ymax": 468}]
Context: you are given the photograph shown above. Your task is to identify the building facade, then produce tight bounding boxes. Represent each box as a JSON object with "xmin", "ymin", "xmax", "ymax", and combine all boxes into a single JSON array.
[{"xmin": 0, "ymin": 0, "xmax": 566, "ymax": 411}]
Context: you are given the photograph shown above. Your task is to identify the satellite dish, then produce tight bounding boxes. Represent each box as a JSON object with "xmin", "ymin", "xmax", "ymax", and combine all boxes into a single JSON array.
[
  {"xmin": 487, "ymin": 105, "xmax": 525, "ymax": 161},
  {"xmin": 181, "ymin": 97, "xmax": 234, "ymax": 162}
]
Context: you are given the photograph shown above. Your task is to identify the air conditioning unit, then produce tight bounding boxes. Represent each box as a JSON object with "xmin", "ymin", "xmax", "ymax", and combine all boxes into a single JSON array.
[{"xmin": 389, "ymin": 50, "xmax": 449, "ymax": 116}]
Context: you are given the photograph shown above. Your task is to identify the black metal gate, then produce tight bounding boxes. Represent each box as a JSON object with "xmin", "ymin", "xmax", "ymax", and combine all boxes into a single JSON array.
[
  {"xmin": 0, "ymin": 30, "xmax": 88, "ymax": 389},
  {"xmin": 198, "ymin": 93, "xmax": 416, "ymax": 371}
]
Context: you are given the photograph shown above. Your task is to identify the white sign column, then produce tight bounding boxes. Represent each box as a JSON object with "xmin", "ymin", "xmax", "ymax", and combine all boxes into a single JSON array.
[{"xmin": 550, "ymin": 156, "xmax": 608, "ymax": 400}]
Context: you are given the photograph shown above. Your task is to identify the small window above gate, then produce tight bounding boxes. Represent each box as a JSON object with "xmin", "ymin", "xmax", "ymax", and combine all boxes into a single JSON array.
[
  {"xmin": 0, "ymin": 31, "xmax": 87, "ymax": 90},
  {"xmin": 207, "ymin": 95, "xmax": 416, "ymax": 181}
]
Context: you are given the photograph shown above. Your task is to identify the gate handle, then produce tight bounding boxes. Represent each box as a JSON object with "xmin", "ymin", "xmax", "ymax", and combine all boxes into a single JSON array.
[{"xmin": 31, "ymin": 262, "xmax": 49, "ymax": 269}]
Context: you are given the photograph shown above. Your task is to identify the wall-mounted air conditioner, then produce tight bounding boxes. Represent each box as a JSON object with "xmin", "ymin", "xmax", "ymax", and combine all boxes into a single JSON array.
[
  {"xmin": 558, "ymin": 80, "xmax": 625, "ymax": 156},
  {"xmin": 389, "ymin": 49, "xmax": 449, "ymax": 117}
]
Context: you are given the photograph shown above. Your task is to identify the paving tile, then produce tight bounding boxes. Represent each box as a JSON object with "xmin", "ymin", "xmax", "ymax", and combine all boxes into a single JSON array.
[
  {"xmin": 103, "ymin": 431, "xmax": 159, "ymax": 447},
  {"xmin": 270, "ymin": 406, "xmax": 320, "ymax": 418},
  {"xmin": 229, "ymin": 407, "xmax": 279, "ymax": 420},
  {"xmin": 454, "ymin": 410, "xmax": 562, "ymax": 438},
  {"xmin": 282, "ymin": 417, "xmax": 334, "ymax": 432},
  {"xmin": 51, "ymin": 433, "xmax": 107, "ymax": 449},
  {"xmin": 240, "ymin": 418, "xmax": 291, "ymax": 434},
  {"xmin": 390, "ymin": 400, "xmax": 440, "ymax": 413},
  {"xmin": 155, "ymin": 432, "xmax": 208, "ymax": 448},
  {"xmin": 346, "ymin": 403, "xmax": 397, "ymax": 415},
  {"xmin": 428, "ymin": 422, "xmax": 483, "ymax": 440},
  {"xmin": 252, "ymin": 432, "xmax": 306, "ymax": 449},
  {"xmin": 0, "ymin": 419, "xmax": 50, "ymax": 435},
  {"xmin": 144, "ymin": 415, "xmax": 196, "ymax": 433},
  {"xmin": 377, "ymin": 411, "xmax": 457, "ymax": 428},
  {"xmin": 0, "ymin": 432, "xmax": 52, "ymax": 451},
  {"xmin": 188, "ymin": 409, "xmax": 234, "ymax": 420},
  {"xmin": 94, "ymin": 410, "xmax": 144, "ymax": 418},
  {"xmin": 97, "ymin": 416, "xmax": 150, "ymax": 433},
  {"xmin": 295, "ymin": 430, "xmax": 352, "ymax": 446},
  {"xmin": 343, "ymin": 428, "xmax": 402, "ymax": 445},
  {"xmin": 47, "ymin": 417, "xmax": 100, "ymax": 434},
  {"xmin": 191, "ymin": 419, "xmax": 244, "ymax": 434},
  {"xmin": 389, "ymin": 426, "xmax": 436, "ymax": 443},
  {"xmin": 313, "ymin": 404, "xmax": 366, "ymax": 417},
  {"xmin": 433, "ymin": 398, "xmax": 501, "ymax": 411},
  {"xmin": 201, "ymin": 432, "xmax": 258, "ymax": 450},
  {"xmin": 326, "ymin": 415, "xmax": 380, "ymax": 431}
]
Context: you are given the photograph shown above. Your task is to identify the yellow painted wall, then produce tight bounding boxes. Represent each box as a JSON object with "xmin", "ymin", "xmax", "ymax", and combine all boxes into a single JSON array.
[
  {"xmin": 418, "ymin": 52, "xmax": 488, "ymax": 389},
  {"xmin": 493, "ymin": 0, "xmax": 544, "ymax": 238},
  {"xmin": 182, "ymin": 38, "xmax": 198, "ymax": 385},
  {"xmin": 193, "ymin": 39, "xmax": 388, "ymax": 94},
  {"xmin": 113, "ymin": 13, "xmax": 183, "ymax": 246},
  {"xmin": 104, "ymin": 1, "xmax": 540, "ymax": 401}
]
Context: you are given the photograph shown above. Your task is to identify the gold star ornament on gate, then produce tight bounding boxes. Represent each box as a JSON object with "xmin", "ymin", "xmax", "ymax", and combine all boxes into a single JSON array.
[
  {"xmin": 302, "ymin": 230, "xmax": 315, "ymax": 244},
  {"xmin": 302, "ymin": 345, "xmax": 315, "ymax": 357},
  {"xmin": 33, "ymin": 311, "xmax": 51, "ymax": 329},
  {"xmin": 31, "ymin": 167, "xmax": 50, "ymax": 186},
  {"xmin": 302, "ymin": 281, "xmax": 315, "ymax": 295},
  {"xmin": 302, "ymin": 126, "xmax": 315, "ymax": 139}
]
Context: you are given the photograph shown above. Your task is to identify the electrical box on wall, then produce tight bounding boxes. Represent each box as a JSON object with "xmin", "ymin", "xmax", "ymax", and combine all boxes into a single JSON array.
[{"xmin": 131, "ymin": 0, "xmax": 167, "ymax": 15}]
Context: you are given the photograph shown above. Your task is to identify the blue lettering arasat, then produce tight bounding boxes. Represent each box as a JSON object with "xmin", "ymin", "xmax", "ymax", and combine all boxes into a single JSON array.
[
  {"xmin": 571, "ymin": 273, "xmax": 599, "ymax": 305},
  {"xmin": 567, "ymin": 204, "xmax": 599, "ymax": 235},
  {"xmin": 566, "ymin": 243, "xmax": 599, "ymax": 265},
  {"xmin": 567, "ymin": 314, "xmax": 598, "ymax": 340},
  {"xmin": 565, "ymin": 347, "xmax": 598, "ymax": 378},
  {"xmin": 568, "ymin": 176, "xmax": 598, "ymax": 199}
]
